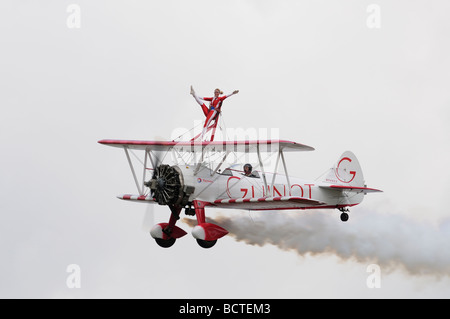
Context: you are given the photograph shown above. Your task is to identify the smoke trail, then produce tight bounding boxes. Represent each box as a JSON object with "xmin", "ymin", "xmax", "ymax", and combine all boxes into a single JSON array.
[{"xmin": 184, "ymin": 210, "xmax": 450, "ymax": 276}]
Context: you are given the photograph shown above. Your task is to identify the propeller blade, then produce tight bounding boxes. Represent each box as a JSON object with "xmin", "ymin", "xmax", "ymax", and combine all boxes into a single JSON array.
[{"xmin": 141, "ymin": 204, "xmax": 155, "ymax": 232}]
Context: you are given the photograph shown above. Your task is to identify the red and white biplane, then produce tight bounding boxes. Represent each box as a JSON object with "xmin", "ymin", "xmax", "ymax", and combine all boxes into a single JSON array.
[{"xmin": 99, "ymin": 100, "xmax": 381, "ymax": 249}]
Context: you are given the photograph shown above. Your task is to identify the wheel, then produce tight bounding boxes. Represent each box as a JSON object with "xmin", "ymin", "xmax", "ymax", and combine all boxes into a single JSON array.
[
  {"xmin": 196, "ymin": 239, "xmax": 217, "ymax": 249},
  {"xmin": 340, "ymin": 212, "xmax": 349, "ymax": 222},
  {"xmin": 155, "ymin": 237, "xmax": 176, "ymax": 248}
]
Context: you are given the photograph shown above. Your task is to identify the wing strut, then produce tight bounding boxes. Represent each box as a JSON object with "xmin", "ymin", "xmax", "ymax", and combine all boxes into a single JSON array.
[
  {"xmin": 141, "ymin": 149, "xmax": 148, "ymax": 195},
  {"xmin": 270, "ymin": 151, "xmax": 281, "ymax": 193},
  {"xmin": 211, "ymin": 151, "xmax": 229, "ymax": 177},
  {"xmin": 268, "ymin": 148, "xmax": 292, "ymax": 196},
  {"xmin": 124, "ymin": 147, "xmax": 142, "ymax": 195},
  {"xmin": 256, "ymin": 143, "xmax": 269, "ymax": 196},
  {"xmin": 280, "ymin": 150, "xmax": 292, "ymax": 195},
  {"xmin": 193, "ymin": 145, "xmax": 205, "ymax": 175}
]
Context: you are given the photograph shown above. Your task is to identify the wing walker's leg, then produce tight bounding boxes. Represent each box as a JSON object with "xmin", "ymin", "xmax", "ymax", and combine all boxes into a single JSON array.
[
  {"xmin": 201, "ymin": 110, "xmax": 217, "ymax": 140},
  {"xmin": 190, "ymin": 87, "xmax": 209, "ymax": 116},
  {"xmin": 191, "ymin": 124, "xmax": 215, "ymax": 141},
  {"xmin": 210, "ymin": 113, "xmax": 220, "ymax": 141}
]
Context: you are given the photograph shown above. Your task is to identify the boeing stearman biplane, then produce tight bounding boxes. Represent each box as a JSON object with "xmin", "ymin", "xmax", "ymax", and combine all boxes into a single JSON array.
[{"xmin": 99, "ymin": 91, "xmax": 382, "ymax": 249}]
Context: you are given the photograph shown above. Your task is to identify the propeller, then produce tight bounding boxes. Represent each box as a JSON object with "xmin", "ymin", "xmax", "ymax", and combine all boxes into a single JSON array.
[
  {"xmin": 141, "ymin": 202, "xmax": 155, "ymax": 232},
  {"xmin": 141, "ymin": 136, "xmax": 165, "ymax": 232}
]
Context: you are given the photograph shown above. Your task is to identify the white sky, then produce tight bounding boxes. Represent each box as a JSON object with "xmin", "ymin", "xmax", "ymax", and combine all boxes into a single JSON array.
[{"xmin": 1, "ymin": 0, "xmax": 450, "ymax": 298}]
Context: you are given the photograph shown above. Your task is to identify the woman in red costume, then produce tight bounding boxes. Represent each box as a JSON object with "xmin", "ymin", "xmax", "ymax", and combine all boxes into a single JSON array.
[{"xmin": 190, "ymin": 86, "xmax": 239, "ymax": 140}]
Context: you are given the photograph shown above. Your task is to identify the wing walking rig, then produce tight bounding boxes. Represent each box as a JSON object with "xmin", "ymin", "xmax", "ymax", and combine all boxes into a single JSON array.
[{"xmin": 99, "ymin": 96, "xmax": 382, "ymax": 249}]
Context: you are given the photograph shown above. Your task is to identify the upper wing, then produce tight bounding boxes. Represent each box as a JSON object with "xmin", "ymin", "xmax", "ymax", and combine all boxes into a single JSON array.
[
  {"xmin": 213, "ymin": 196, "xmax": 324, "ymax": 210},
  {"xmin": 98, "ymin": 139, "xmax": 315, "ymax": 152}
]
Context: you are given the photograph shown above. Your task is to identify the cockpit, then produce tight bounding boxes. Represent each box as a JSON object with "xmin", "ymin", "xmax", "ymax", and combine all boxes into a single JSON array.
[{"xmin": 219, "ymin": 165, "xmax": 260, "ymax": 178}]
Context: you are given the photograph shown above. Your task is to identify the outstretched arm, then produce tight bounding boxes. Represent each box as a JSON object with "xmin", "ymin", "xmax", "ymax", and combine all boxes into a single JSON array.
[{"xmin": 222, "ymin": 90, "xmax": 239, "ymax": 100}]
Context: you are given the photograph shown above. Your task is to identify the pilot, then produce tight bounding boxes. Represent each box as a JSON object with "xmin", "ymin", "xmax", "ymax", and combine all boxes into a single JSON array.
[{"xmin": 243, "ymin": 163, "xmax": 255, "ymax": 177}]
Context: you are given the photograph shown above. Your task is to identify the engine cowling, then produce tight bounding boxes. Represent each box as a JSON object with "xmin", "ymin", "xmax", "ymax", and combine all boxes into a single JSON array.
[{"xmin": 145, "ymin": 164, "xmax": 194, "ymax": 206}]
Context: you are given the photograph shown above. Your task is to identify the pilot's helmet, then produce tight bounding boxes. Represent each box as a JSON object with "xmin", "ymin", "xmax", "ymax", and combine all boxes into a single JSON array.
[{"xmin": 244, "ymin": 163, "xmax": 252, "ymax": 172}]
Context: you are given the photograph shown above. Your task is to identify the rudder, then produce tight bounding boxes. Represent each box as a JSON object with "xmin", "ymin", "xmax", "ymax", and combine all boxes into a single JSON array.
[{"xmin": 321, "ymin": 151, "xmax": 365, "ymax": 187}]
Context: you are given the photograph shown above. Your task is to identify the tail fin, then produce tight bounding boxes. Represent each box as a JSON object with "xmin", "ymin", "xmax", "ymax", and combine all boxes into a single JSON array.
[
  {"xmin": 318, "ymin": 151, "xmax": 381, "ymax": 208},
  {"xmin": 320, "ymin": 151, "xmax": 365, "ymax": 187}
]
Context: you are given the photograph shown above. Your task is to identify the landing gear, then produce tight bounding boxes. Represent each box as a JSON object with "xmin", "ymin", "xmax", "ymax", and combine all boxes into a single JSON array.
[
  {"xmin": 148, "ymin": 200, "xmax": 228, "ymax": 249},
  {"xmin": 340, "ymin": 212, "xmax": 349, "ymax": 222},
  {"xmin": 184, "ymin": 205, "xmax": 195, "ymax": 216},
  {"xmin": 338, "ymin": 207, "xmax": 350, "ymax": 222},
  {"xmin": 192, "ymin": 200, "xmax": 228, "ymax": 248},
  {"xmin": 149, "ymin": 205, "xmax": 187, "ymax": 247},
  {"xmin": 155, "ymin": 237, "xmax": 176, "ymax": 248},
  {"xmin": 196, "ymin": 239, "xmax": 217, "ymax": 249}
]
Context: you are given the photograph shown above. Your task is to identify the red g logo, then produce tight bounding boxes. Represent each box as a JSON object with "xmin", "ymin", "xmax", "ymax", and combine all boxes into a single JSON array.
[{"xmin": 335, "ymin": 157, "xmax": 356, "ymax": 183}]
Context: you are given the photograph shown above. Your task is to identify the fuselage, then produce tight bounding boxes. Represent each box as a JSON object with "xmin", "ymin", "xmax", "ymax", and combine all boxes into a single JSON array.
[{"xmin": 179, "ymin": 164, "xmax": 363, "ymax": 209}]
